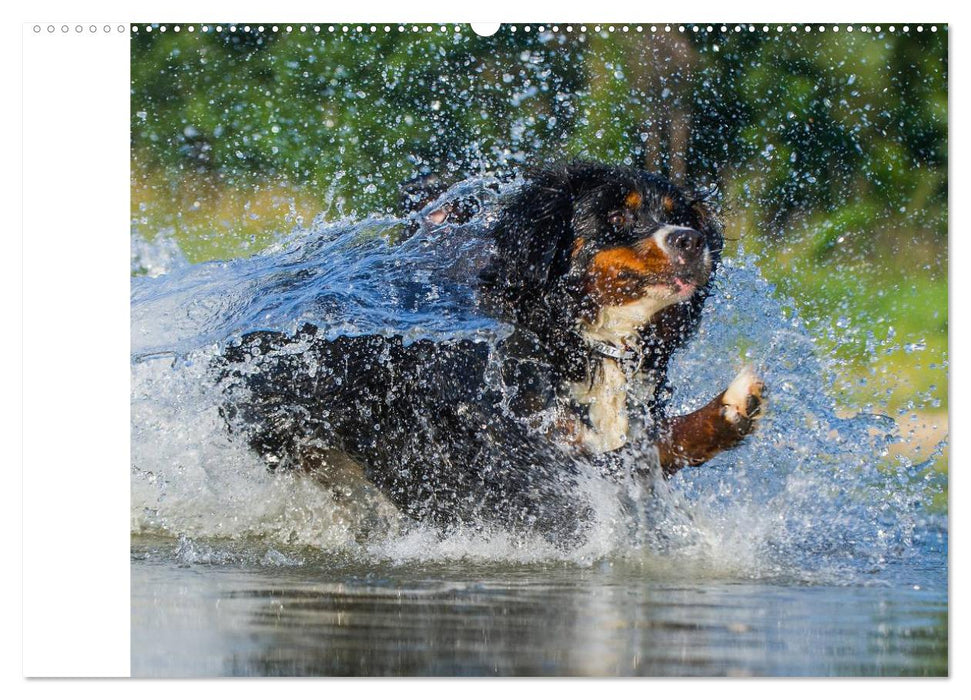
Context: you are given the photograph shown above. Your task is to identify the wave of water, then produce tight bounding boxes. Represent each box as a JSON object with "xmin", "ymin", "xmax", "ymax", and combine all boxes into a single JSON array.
[{"xmin": 130, "ymin": 181, "xmax": 946, "ymax": 582}]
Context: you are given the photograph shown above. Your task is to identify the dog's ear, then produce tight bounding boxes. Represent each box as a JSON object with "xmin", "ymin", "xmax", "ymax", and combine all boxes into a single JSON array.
[{"xmin": 479, "ymin": 168, "xmax": 577, "ymax": 322}]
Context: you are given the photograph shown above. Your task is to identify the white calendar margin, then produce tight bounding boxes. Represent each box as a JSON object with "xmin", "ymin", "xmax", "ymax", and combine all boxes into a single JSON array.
[{"xmin": 22, "ymin": 21, "xmax": 130, "ymax": 679}]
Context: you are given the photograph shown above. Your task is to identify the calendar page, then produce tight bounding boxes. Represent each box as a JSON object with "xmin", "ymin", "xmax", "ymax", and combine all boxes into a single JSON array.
[{"xmin": 23, "ymin": 13, "xmax": 949, "ymax": 680}]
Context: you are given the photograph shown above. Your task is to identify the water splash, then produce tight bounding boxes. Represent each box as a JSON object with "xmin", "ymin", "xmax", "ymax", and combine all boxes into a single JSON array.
[
  {"xmin": 131, "ymin": 181, "xmax": 504, "ymax": 362},
  {"xmin": 130, "ymin": 178, "xmax": 945, "ymax": 581}
]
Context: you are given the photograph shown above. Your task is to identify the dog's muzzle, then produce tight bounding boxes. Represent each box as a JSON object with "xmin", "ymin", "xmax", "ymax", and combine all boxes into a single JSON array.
[{"xmin": 656, "ymin": 225, "xmax": 710, "ymax": 285}]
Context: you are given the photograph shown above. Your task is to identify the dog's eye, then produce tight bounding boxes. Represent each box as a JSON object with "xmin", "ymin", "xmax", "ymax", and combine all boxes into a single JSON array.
[{"xmin": 607, "ymin": 211, "xmax": 630, "ymax": 228}]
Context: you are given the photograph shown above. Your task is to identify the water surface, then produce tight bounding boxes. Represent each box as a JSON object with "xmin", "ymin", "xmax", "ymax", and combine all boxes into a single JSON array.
[{"xmin": 131, "ymin": 535, "xmax": 946, "ymax": 677}]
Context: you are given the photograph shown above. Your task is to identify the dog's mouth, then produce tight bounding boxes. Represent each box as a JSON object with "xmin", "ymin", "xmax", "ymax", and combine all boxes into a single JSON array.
[
  {"xmin": 642, "ymin": 272, "xmax": 705, "ymax": 305},
  {"xmin": 670, "ymin": 276, "xmax": 698, "ymax": 296},
  {"xmin": 669, "ymin": 260, "xmax": 713, "ymax": 293}
]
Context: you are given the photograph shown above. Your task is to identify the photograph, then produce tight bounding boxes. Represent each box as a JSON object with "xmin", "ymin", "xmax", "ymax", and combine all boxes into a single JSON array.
[{"xmin": 128, "ymin": 22, "xmax": 948, "ymax": 676}]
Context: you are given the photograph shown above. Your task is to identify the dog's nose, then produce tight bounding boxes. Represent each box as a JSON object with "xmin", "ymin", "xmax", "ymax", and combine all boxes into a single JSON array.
[{"xmin": 666, "ymin": 228, "xmax": 705, "ymax": 258}]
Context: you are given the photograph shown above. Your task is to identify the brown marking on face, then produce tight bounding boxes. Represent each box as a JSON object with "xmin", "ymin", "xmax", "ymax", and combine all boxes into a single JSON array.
[
  {"xmin": 625, "ymin": 190, "xmax": 643, "ymax": 210},
  {"xmin": 572, "ymin": 237, "xmax": 586, "ymax": 258},
  {"xmin": 661, "ymin": 195, "xmax": 675, "ymax": 214},
  {"xmin": 586, "ymin": 239, "xmax": 669, "ymax": 306}
]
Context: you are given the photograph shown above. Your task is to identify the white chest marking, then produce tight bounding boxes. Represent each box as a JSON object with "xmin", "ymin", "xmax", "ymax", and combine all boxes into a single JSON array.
[
  {"xmin": 572, "ymin": 293, "xmax": 672, "ymax": 453},
  {"xmin": 570, "ymin": 359, "xmax": 631, "ymax": 453},
  {"xmin": 582, "ymin": 297, "xmax": 669, "ymax": 348}
]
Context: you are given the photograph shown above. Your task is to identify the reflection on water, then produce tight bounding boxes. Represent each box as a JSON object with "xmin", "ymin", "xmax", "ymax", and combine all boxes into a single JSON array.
[{"xmin": 131, "ymin": 538, "xmax": 946, "ymax": 677}]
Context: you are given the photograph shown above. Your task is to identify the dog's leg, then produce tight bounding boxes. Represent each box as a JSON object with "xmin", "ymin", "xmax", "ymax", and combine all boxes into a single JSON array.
[{"xmin": 656, "ymin": 367, "xmax": 764, "ymax": 476}]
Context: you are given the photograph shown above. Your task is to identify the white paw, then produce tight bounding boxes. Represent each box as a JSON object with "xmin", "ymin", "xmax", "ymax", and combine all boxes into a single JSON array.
[{"xmin": 722, "ymin": 366, "xmax": 765, "ymax": 426}]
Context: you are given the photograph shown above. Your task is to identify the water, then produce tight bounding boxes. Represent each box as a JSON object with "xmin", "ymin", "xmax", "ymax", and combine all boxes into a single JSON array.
[
  {"xmin": 131, "ymin": 540, "xmax": 946, "ymax": 677},
  {"xmin": 130, "ymin": 180, "xmax": 947, "ymax": 676}
]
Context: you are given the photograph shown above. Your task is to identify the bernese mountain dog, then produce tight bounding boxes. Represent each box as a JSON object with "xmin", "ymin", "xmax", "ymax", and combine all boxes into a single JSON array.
[{"xmin": 217, "ymin": 162, "xmax": 764, "ymax": 543}]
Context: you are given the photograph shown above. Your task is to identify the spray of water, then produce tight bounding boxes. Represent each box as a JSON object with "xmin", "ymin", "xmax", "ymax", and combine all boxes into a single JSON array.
[{"xmin": 130, "ymin": 179, "xmax": 945, "ymax": 580}]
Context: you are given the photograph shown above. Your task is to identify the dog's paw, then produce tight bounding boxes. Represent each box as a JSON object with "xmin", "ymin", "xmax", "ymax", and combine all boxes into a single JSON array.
[{"xmin": 721, "ymin": 366, "xmax": 765, "ymax": 434}]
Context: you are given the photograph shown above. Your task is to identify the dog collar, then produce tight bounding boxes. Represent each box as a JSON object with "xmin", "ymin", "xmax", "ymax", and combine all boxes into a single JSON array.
[{"xmin": 589, "ymin": 341, "xmax": 638, "ymax": 363}]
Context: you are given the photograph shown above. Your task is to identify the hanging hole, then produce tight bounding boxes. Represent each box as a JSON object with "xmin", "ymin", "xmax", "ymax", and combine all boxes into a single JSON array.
[{"xmin": 470, "ymin": 23, "xmax": 501, "ymax": 37}]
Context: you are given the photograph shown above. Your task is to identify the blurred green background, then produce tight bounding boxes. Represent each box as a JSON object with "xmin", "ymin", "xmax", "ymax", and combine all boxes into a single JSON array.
[{"xmin": 131, "ymin": 24, "xmax": 947, "ymax": 467}]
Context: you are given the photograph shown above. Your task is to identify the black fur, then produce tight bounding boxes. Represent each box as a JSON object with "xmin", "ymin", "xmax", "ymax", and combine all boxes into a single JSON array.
[
  {"xmin": 216, "ymin": 162, "xmax": 724, "ymax": 543},
  {"xmin": 219, "ymin": 329, "xmax": 591, "ymax": 542}
]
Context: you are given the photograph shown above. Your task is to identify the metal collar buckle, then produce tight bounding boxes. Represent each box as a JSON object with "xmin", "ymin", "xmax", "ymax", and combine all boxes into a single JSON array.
[{"xmin": 590, "ymin": 341, "xmax": 638, "ymax": 363}]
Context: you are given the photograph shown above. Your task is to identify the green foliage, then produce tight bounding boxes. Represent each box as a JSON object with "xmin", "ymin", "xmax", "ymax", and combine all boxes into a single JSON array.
[
  {"xmin": 132, "ymin": 27, "xmax": 591, "ymax": 215},
  {"xmin": 132, "ymin": 25, "xmax": 947, "ymax": 237}
]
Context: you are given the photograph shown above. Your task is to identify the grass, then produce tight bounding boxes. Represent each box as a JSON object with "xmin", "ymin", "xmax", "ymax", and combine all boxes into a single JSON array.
[{"xmin": 131, "ymin": 164, "xmax": 323, "ymax": 264}]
